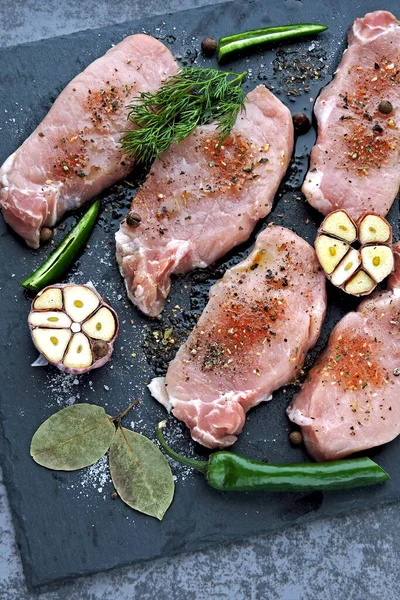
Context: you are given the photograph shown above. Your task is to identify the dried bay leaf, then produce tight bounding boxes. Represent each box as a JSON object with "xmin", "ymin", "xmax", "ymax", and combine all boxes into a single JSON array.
[
  {"xmin": 109, "ymin": 426, "xmax": 174, "ymax": 520},
  {"xmin": 30, "ymin": 404, "xmax": 116, "ymax": 470}
]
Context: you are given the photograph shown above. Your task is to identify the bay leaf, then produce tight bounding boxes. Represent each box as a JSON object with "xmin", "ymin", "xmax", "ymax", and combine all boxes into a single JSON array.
[
  {"xmin": 30, "ymin": 404, "xmax": 116, "ymax": 470},
  {"xmin": 109, "ymin": 426, "xmax": 174, "ymax": 520}
]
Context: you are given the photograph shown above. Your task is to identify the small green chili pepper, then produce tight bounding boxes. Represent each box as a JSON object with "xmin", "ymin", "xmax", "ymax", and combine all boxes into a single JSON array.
[
  {"xmin": 21, "ymin": 199, "xmax": 100, "ymax": 293},
  {"xmin": 157, "ymin": 421, "xmax": 389, "ymax": 492},
  {"xmin": 218, "ymin": 23, "xmax": 328, "ymax": 63}
]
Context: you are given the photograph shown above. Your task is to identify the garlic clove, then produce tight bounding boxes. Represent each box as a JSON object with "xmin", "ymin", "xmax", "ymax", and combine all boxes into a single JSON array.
[
  {"xmin": 33, "ymin": 287, "xmax": 63, "ymax": 310},
  {"xmin": 361, "ymin": 245, "xmax": 394, "ymax": 283},
  {"xmin": 82, "ymin": 307, "xmax": 117, "ymax": 341},
  {"xmin": 321, "ymin": 210, "xmax": 357, "ymax": 243},
  {"xmin": 359, "ymin": 214, "xmax": 391, "ymax": 245},
  {"xmin": 331, "ymin": 248, "xmax": 362, "ymax": 287},
  {"xmin": 64, "ymin": 285, "xmax": 100, "ymax": 322},
  {"xmin": 63, "ymin": 333, "xmax": 93, "ymax": 370},
  {"xmin": 28, "ymin": 311, "xmax": 72, "ymax": 329},
  {"xmin": 32, "ymin": 328, "xmax": 72, "ymax": 363},
  {"xmin": 344, "ymin": 270, "xmax": 376, "ymax": 296},
  {"xmin": 315, "ymin": 235, "xmax": 350, "ymax": 274},
  {"xmin": 92, "ymin": 340, "xmax": 109, "ymax": 360}
]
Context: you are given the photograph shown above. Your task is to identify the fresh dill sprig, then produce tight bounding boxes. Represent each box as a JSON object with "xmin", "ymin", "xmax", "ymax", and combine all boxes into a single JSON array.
[{"xmin": 121, "ymin": 67, "xmax": 247, "ymax": 164}]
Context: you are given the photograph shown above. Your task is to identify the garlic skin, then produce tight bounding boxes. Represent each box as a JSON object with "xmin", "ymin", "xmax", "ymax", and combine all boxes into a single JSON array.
[
  {"xmin": 315, "ymin": 210, "xmax": 394, "ymax": 297},
  {"xmin": 28, "ymin": 284, "xmax": 119, "ymax": 374}
]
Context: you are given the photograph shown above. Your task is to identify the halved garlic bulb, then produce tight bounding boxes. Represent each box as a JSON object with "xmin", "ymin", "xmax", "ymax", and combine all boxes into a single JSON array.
[
  {"xmin": 28, "ymin": 284, "xmax": 119, "ymax": 374},
  {"xmin": 315, "ymin": 210, "xmax": 394, "ymax": 296}
]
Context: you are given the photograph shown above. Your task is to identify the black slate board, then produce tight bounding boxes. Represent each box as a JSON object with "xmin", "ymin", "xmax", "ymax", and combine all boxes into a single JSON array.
[{"xmin": 1, "ymin": 0, "xmax": 400, "ymax": 590}]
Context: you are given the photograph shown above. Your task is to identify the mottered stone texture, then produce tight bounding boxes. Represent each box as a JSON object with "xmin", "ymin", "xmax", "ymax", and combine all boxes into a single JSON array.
[{"xmin": 1, "ymin": 1, "xmax": 400, "ymax": 599}]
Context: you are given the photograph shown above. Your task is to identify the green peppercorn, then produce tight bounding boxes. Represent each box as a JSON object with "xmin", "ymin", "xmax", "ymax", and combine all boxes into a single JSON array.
[{"xmin": 378, "ymin": 100, "xmax": 393, "ymax": 115}]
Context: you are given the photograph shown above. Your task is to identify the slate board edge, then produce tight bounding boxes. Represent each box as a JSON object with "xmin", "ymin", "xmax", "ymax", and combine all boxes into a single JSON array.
[
  {"xmin": 32, "ymin": 493, "xmax": 399, "ymax": 593},
  {"xmin": 0, "ymin": 0, "xmax": 238, "ymax": 54}
]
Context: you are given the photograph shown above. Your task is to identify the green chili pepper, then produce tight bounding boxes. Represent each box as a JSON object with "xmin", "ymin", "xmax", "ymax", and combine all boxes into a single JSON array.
[
  {"xmin": 157, "ymin": 421, "xmax": 389, "ymax": 492},
  {"xmin": 218, "ymin": 23, "xmax": 328, "ymax": 63},
  {"xmin": 21, "ymin": 199, "xmax": 101, "ymax": 293}
]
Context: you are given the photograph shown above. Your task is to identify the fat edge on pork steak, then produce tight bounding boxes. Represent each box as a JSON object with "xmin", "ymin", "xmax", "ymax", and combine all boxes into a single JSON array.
[{"xmin": 149, "ymin": 225, "xmax": 327, "ymax": 449}]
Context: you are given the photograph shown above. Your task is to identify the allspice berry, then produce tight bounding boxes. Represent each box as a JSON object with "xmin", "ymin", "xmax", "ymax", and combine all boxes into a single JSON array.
[
  {"xmin": 40, "ymin": 227, "xmax": 53, "ymax": 244},
  {"xmin": 201, "ymin": 37, "xmax": 218, "ymax": 57},
  {"xmin": 289, "ymin": 431, "xmax": 303, "ymax": 446}
]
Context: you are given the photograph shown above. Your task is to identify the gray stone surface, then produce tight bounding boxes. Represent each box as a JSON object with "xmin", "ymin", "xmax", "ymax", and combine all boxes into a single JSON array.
[{"xmin": 0, "ymin": 1, "xmax": 400, "ymax": 598}]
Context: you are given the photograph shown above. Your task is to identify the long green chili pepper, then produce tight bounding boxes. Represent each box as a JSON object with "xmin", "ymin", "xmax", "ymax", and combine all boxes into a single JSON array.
[
  {"xmin": 157, "ymin": 422, "xmax": 389, "ymax": 492},
  {"xmin": 218, "ymin": 23, "xmax": 328, "ymax": 63},
  {"xmin": 21, "ymin": 199, "xmax": 101, "ymax": 293}
]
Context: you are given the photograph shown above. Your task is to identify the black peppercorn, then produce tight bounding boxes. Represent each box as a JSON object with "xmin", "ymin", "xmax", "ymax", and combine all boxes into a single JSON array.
[
  {"xmin": 292, "ymin": 113, "xmax": 311, "ymax": 135},
  {"xmin": 126, "ymin": 211, "xmax": 142, "ymax": 228},
  {"xmin": 378, "ymin": 100, "xmax": 393, "ymax": 115}
]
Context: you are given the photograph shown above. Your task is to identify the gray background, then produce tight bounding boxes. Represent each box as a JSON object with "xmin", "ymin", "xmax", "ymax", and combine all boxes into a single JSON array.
[{"xmin": 0, "ymin": 1, "xmax": 399, "ymax": 599}]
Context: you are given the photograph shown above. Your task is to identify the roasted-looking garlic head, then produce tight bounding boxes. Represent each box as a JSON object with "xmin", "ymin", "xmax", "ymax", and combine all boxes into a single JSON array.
[
  {"xmin": 315, "ymin": 210, "xmax": 394, "ymax": 296},
  {"xmin": 28, "ymin": 284, "xmax": 119, "ymax": 373}
]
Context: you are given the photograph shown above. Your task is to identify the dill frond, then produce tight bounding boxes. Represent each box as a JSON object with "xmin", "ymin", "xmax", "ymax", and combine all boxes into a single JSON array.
[{"xmin": 121, "ymin": 67, "xmax": 247, "ymax": 164}]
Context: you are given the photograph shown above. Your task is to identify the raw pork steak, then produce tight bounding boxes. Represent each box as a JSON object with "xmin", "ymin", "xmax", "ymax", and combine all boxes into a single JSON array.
[
  {"xmin": 304, "ymin": 11, "xmax": 400, "ymax": 219},
  {"xmin": 149, "ymin": 226, "xmax": 326, "ymax": 449},
  {"xmin": 116, "ymin": 85, "xmax": 294, "ymax": 317},
  {"xmin": 288, "ymin": 242, "xmax": 400, "ymax": 461},
  {"xmin": 0, "ymin": 35, "xmax": 177, "ymax": 249}
]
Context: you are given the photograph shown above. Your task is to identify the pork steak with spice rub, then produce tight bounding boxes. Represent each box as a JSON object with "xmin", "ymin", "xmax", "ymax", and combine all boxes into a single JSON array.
[
  {"xmin": 149, "ymin": 226, "xmax": 326, "ymax": 449},
  {"xmin": 115, "ymin": 85, "xmax": 294, "ymax": 317},
  {"xmin": 304, "ymin": 10, "xmax": 400, "ymax": 219},
  {"xmin": 0, "ymin": 35, "xmax": 177, "ymax": 249},
  {"xmin": 287, "ymin": 242, "xmax": 400, "ymax": 461}
]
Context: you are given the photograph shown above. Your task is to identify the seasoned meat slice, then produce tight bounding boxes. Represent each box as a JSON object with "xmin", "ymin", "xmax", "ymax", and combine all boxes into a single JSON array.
[
  {"xmin": 115, "ymin": 85, "xmax": 294, "ymax": 317},
  {"xmin": 0, "ymin": 35, "xmax": 177, "ymax": 248},
  {"xmin": 304, "ymin": 11, "xmax": 400, "ymax": 219},
  {"xmin": 287, "ymin": 242, "xmax": 400, "ymax": 461},
  {"xmin": 149, "ymin": 226, "xmax": 326, "ymax": 449}
]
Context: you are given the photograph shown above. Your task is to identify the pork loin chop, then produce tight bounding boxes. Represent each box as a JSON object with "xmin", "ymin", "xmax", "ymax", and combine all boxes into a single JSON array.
[
  {"xmin": 287, "ymin": 242, "xmax": 400, "ymax": 461},
  {"xmin": 0, "ymin": 35, "xmax": 177, "ymax": 249},
  {"xmin": 149, "ymin": 226, "xmax": 326, "ymax": 449},
  {"xmin": 115, "ymin": 85, "xmax": 294, "ymax": 317},
  {"xmin": 303, "ymin": 11, "xmax": 400, "ymax": 219}
]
